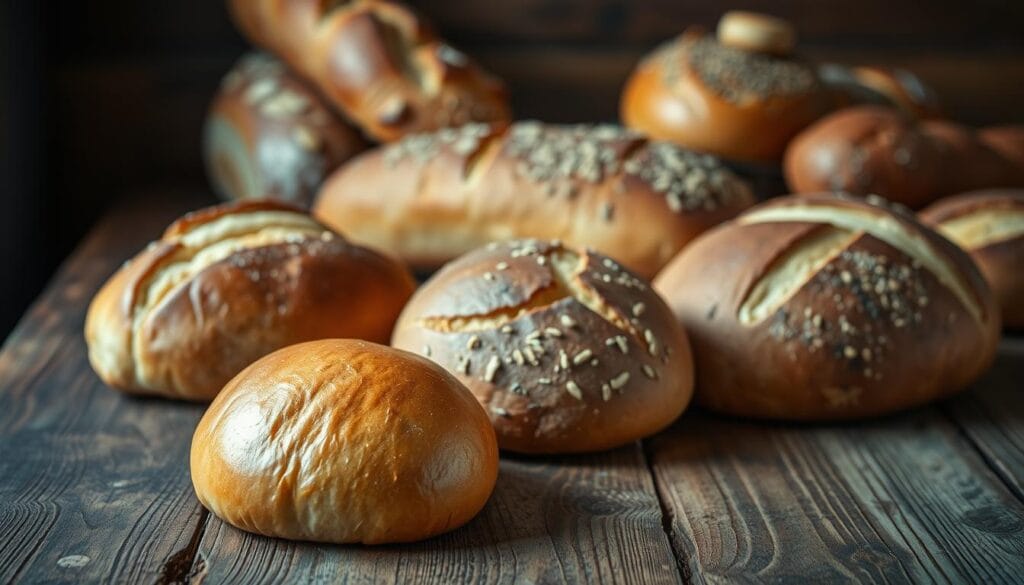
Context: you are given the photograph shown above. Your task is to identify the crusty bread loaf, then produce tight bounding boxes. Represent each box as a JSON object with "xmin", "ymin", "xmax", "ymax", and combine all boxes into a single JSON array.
[
  {"xmin": 785, "ymin": 106, "xmax": 1024, "ymax": 208},
  {"xmin": 391, "ymin": 239, "xmax": 694, "ymax": 454},
  {"xmin": 85, "ymin": 200, "xmax": 416, "ymax": 401},
  {"xmin": 920, "ymin": 190, "xmax": 1024, "ymax": 329},
  {"xmin": 203, "ymin": 53, "xmax": 367, "ymax": 207},
  {"xmin": 227, "ymin": 0, "xmax": 509, "ymax": 141},
  {"xmin": 620, "ymin": 16, "xmax": 832, "ymax": 163},
  {"xmin": 654, "ymin": 194, "xmax": 1000, "ymax": 420},
  {"xmin": 191, "ymin": 339, "xmax": 498, "ymax": 544},
  {"xmin": 313, "ymin": 121, "xmax": 755, "ymax": 279}
]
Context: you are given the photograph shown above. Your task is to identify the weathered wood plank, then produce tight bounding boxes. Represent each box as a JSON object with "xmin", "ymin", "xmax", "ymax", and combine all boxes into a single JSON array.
[
  {"xmin": 194, "ymin": 446, "xmax": 683, "ymax": 585},
  {"xmin": 0, "ymin": 193, "xmax": 212, "ymax": 584},
  {"xmin": 943, "ymin": 338, "xmax": 1024, "ymax": 501},
  {"xmin": 648, "ymin": 397, "xmax": 1024, "ymax": 583}
]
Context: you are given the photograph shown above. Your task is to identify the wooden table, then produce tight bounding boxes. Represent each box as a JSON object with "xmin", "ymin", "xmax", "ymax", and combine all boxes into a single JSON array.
[{"xmin": 2, "ymin": 194, "xmax": 1023, "ymax": 584}]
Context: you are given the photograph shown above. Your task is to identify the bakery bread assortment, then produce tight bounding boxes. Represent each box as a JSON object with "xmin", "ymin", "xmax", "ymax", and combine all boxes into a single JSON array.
[
  {"xmin": 227, "ymin": 0, "xmax": 510, "ymax": 142},
  {"xmin": 85, "ymin": 200, "xmax": 416, "ymax": 401},
  {"xmin": 654, "ymin": 194, "xmax": 1000, "ymax": 420},
  {"xmin": 620, "ymin": 11, "xmax": 832, "ymax": 163},
  {"xmin": 203, "ymin": 53, "xmax": 367, "ymax": 207},
  {"xmin": 785, "ymin": 106, "xmax": 1024, "ymax": 208},
  {"xmin": 191, "ymin": 339, "xmax": 498, "ymax": 544},
  {"xmin": 391, "ymin": 239, "xmax": 694, "ymax": 454},
  {"xmin": 920, "ymin": 190, "xmax": 1024, "ymax": 329},
  {"xmin": 313, "ymin": 121, "xmax": 755, "ymax": 278}
]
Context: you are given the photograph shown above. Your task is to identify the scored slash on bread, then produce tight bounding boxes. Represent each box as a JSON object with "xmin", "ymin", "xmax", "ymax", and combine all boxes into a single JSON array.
[
  {"xmin": 392, "ymin": 239, "xmax": 694, "ymax": 454},
  {"xmin": 314, "ymin": 121, "xmax": 755, "ymax": 278},
  {"xmin": 85, "ymin": 200, "xmax": 416, "ymax": 401},
  {"xmin": 654, "ymin": 194, "xmax": 1000, "ymax": 420}
]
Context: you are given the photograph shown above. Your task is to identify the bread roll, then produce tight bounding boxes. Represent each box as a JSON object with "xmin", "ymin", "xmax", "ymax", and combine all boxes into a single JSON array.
[
  {"xmin": 314, "ymin": 121, "xmax": 755, "ymax": 279},
  {"xmin": 203, "ymin": 53, "xmax": 367, "ymax": 207},
  {"xmin": 920, "ymin": 190, "xmax": 1024, "ymax": 329},
  {"xmin": 85, "ymin": 200, "xmax": 416, "ymax": 401},
  {"xmin": 785, "ymin": 106, "xmax": 1024, "ymax": 208},
  {"xmin": 654, "ymin": 194, "xmax": 999, "ymax": 420},
  {"xmin": 191, "ymin": 339, "xmax": 498, "ymax": 544},
  {"xmin": 227, "ymin": 0, "xmax": 509, "ymax": 141},
  {"xmin": 391, "ymin": 239, "xmax": 694, "ymax": 454},
  {"xmin": 620, "ymin": 15, "xmax": 831, "ymax": 163}
]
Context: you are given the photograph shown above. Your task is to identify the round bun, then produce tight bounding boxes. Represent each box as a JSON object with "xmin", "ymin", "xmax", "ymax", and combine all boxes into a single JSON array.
[
  {"xmin": 203, "ymin": 53, "xmax": 367, "ymax": 207},
  {"xmin": 85, "ymin": 200, "xmax": 416, "ymax": 401},
  {"xmin": 785, "ymin": 106, "xmax": 1024, "ymax": 208},
  {"xmin": 314, "ymin": 122, "xmax": 754, "ymax": 279},
  {"xmin": 191, "ymin": 339, "xmax": 498, "ymax": 544},
  {"xmin": 717, "ymin": 11, "xmax": 796, "ymax": 56},
  {"xmin": 620, "ymin": 23, "xmax": 830, "ymax": 163},
  {"xmin": 391, "ymin": 239, "xmax": 694, "ymax": 454},
  {"xmin": 654, "ymin": 194, "xmax": 1000, "ymax": 420},
  {"xmin": 920, "ymin": 190, "xmax": 1024, "ymax": 329}
]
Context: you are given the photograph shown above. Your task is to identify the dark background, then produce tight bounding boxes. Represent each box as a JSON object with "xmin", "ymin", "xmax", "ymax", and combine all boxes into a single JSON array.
[{"xmin": 2, "ymin": 0, "xmax": 1024, "ymax": 340}]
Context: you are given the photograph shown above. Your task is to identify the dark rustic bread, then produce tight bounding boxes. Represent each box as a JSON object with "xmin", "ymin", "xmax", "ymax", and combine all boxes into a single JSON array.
[
  {"xmin": 654, "ymin": 194, "xmax": 1000, "ymax": 420},
  {"xmin": 203, "ymin": 53, "xmax": 367, "ymax": 207},
  {"xmin": 920, "ymin": 190, "xmax": 1024, "ymax": 329},
  {"xmin": 85, "ymin": 200, "xmax": 416, "ymax": 401},
  {"xmin": 391, "ymin": 239, "xmax": 694, "ymax": 454},
  {"xmin": 228, "ymin": 0, "xmax": 510, "ymax": 141},
  {"xmin": 314, "ymin": 121, "xmax": 755, "ymax": 279},
  {"xmin": 785, "ymin": 106, "xmax": 1024, "ymax": 208}
]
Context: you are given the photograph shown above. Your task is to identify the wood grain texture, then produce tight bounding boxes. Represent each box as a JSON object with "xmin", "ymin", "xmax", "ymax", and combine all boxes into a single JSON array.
[
  {"xmin": 194, "ymin": 446, "xmax": 682, "ymax": 585},
  {"xmin": 0, "ymin": 193, "xmax": 211, "ymax": 584},
  {"xmin": 648, "ymin": 389, "xmax": 1024, "ymax": 583},
  {"xmin": 943, "ymin": 337, "xmax": 1024, "ymax": 501}
]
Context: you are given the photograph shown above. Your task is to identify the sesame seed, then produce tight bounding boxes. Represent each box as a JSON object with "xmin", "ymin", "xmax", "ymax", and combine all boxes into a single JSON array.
[
  {"xmin": 602, "ymin": 384, "xmax": 612, "ymax": 401},
  {"xmin": 457, "ymin": 358, "xmax": 470, "ymax": 374},
  {"xmin": 573, "ymin": 349, "xmax": 594, "ymax": 365},
  {"xmin": 545, "ymin": 327, "xmax": 563, "ymax": 338},
  {"xmin": 496, "ymin": 262, "xmax": 509, "ymax": 271},
  {"xmin": 566, "ymin": 381, "xmax": 584, "ymax": 400},
  {"xmin": 632, "ymin": 302, "xmax": 646, "ymax": 317},
  {"xmin": 491, "ymin": 406, "xmax": 509, "ymax": 417},
  {"xmin": 560, "ymin": 315, "xmax": 577, "ymax": 328},
  {"xmin": 603, "ymin": 258, "xmax": 620, "ymax": 271},
  {"xmin": 483, "ymin": 272, "xmax": 495, "ymax": 281},
  {"xmin": 610, "ymin": 371, "xmax": 631, "ymax": 390},
  {"xmin": 501, "ymin": 325, "xmax": 514, "ymax": 334},
  {"xmin": 512, "ymin": 349, "xmax": 525, "ymax": 365},
  {"xmin": 467, "ymin": 335, "xmax": 481, "ymax": 350},
  {"xmin": 605, "ymin": 335, "xmax": 629, "ymax": 354},
  {"xmin": 483, "ymin": 356, "xmax": 501, "ymax": 382},
  {"xmin": 423, "ymin": 345, "xmax": 432, "ymax": 357},
  {"xmin": 642, "ymin": 365, "xmax": 658, "ymax": 379},
  {"xmin": 843, "ymin": 346, "xmax": 857, "ymax": 359},
  {"xmin": 645, "ymin": 329, "xmax": 659, "ymax": 357},
  {"xmin": 559, "ymin": 350, "xmax": 570, "ymax": 370},
  {"xmin": 537, "ymin": 256, "xmax": 547, "ymax": 266},
  {"xmin": 538, "ymin": 377, "xmax": 552, "ymax": 385}
]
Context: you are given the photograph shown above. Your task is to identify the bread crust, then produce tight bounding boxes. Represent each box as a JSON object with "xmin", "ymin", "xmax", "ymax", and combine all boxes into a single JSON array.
[
  {"xmin": 392, "ymin": 239, "xmax": 694, "ymax": 453},
  {"xmin": 85, "ymin": 200, "xmax": 416, "ymax": 400},
  {"xmin": 920, "ymin": 189, "xmax": 1024, "ymax": 329},
  {"xmin": 227, "ymin": 0, "xmax": 510, "ymax": 141},
  {"xmin": 203, "ymin": 53, "xmax": 367, "ymax": 206},
  {"xmin": 190, "ymin": 339, "xmax": 498, "ymax": 544},
  {"xmin": 314, "ymin": 122, "xmax": 755, "ymax": 278},
  {"xmin": 654, "ymin": 194, "xmax": 1000, "ymax": 420}
]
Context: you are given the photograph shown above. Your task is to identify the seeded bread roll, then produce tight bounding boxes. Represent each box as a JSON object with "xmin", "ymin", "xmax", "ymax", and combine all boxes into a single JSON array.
[
  {"xmin": 203, "ymin": 53, "xmax": 367, "ymax": 207},
  {"xmin": 620, "ymin": 16, "xmax": 832, "ymax": 163},
  {"xmin": 314, "ymin": 122, "xmax": 755, "ymax": 279},
  {"xmin": 654, "ymin": 194, "xmax": 1000, "ymax": 420},
  {"xmin": 85, "ymin": 200, "xmax": 416, "ymax": 401},
  {"xmin": 920, "ymin": 190, "xmax": 1024, "ymax": 329},
  {"xmin": 228, "ymin": 0, "xmax": 510, "ymax": 142},
  {"xmin": 391, "ymin": 239, "xmax": 694, "ymax": 454},
  {"xmin": 785, "ymin": 106, "xmax": 1024, "ymax": 208},
  {"xmin": 191, "ymin": 339, "xmax": 498, "ymax": 544}
]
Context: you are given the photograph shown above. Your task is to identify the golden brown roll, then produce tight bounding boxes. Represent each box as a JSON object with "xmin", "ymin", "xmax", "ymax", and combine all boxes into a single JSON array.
[
  {"xmin": 620, "ymin": 12, "xmax": 831, "ymax": 163},
  {"xmin": 391, "ymin": 239, "xmax": 694, "ymax": 454},
  {"xmin": 654, "ymin": 194, "xmax": 1000, "ymax": 420},
  {"xmin": 85, "ymin": 200, "xmax": 416, "ymax": 401},
  {"xmin": 314, "ymin": 121, "xmax": 755, "ymax": 279},
  {"xmin": 920, "ymin": 190, "xmax": 1024, "ymax": 329},
  {"xmin": 785, "ymin": 106, "xmax": 1024, "ymax": 208},
  {"xmin": 228, "ymin": 0, "xmax": 510, "ymax": 141},
  {"xmin": 191, "ymin": 339, "xmax": 498, "ymax": 544},
  {"xmin": 203, "ymin": 53, "xmax": 367, "ymax": 207}
]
